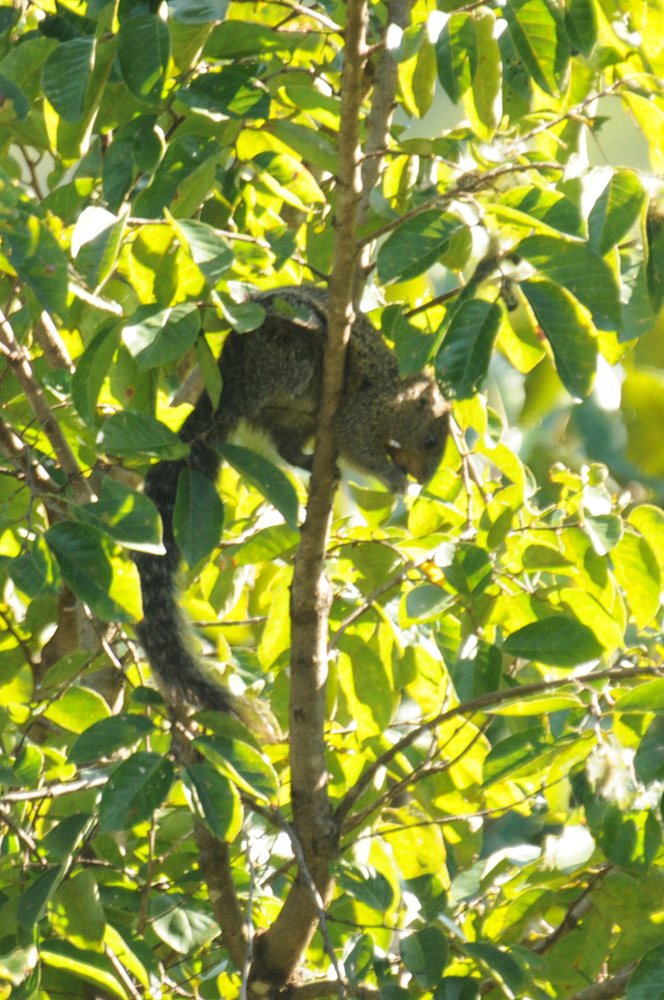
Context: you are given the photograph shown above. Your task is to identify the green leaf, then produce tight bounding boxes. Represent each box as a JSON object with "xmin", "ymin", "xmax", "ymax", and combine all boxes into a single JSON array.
[
  {"xmin": 491, "ymin": 691, "xmax": 582, "ymax": 715},
  {"xmin": 345, "ymin": 934, "xmax": 374, "ymax": 989},
  {"xmin": 77, "ymin": 475, "xmax": 163, "ymax": 553},
  {"xmin": 133, "ymin": 134, "xmax": 221, "ymax": 218},
  {"xmin": 521, "ymin": 544, "xmax": 572, "ymax": 570},
  {"xmin": 71, "ymin": 322, "xmax": 121, "ymax": 426},
  {"xmin": 122, "ymin": 302, "xmax": 200, "ymax": 371},
  {"xmin": 436, "ymin": 299, "xmax": 501, "ymax": 398},
  {"xmin": 627, "ymin": 942, "xmax": 664, "ymax": 1000},
  {"xmin": 0, "ymin": 74, "xmax": 29, "ymax": 121},
  {"xmin": 403, "ymin": 584, "xmax": 455, "ymax": 623},
  {"xmin": 102, "ymin": 115, "xmax": 163, "ymax": 212},
  {"xmin": 41, "ymin": 38, "xmax": 94, "ymax": 122},
  {"xmin": 182, "ymin": 763, "xmax": 243, "ymax": 840},
  {"xmin": 483, "ymin": 728, "xmax": 548, "ymax": 783},
  {"xmin": 196, "ymin": 734, "xmax": 278, "ymax": 800},
  {"xmin": 503, "ymin": 616, "xmax": 604, "ymax": 666},
  {"xmin": 1, "ymin": 216, "xmax": 69, "ymax": 319},
  {"xmin": 521, "ymin": 277, "xmax": 597, "ymax": 398},
  {"xmin": 337, "ymin": 865, "xmax": 395, "ymax": 913},
  {"xmin": 468, "ymin": 9, "xmax": 501, "ymax": 141},
  {"xmin": 588, "ymin": 171, "xmax": 645, "ymax": 256},
  {"xmin": 646, "ymin": 204, "xmax": 664, "ymax": 315},
  {"xmin": 55, "ymin": 870, "xmax": 106, "ymax": 943},
  {"xmin": 17, "ymin": 867, "xmax": 63, "ymax": 930},
  {"xmin": 73, "ymin": 206, "xmax": 128, "ymax": 290},
  {"xmin": 402, "ymin": 926, "xmax": 448, "ymax": 989},
  {"xmin": 612, "ymin": 530, "xmax": 661, "ymax": 629},
  {"xmin": 635, "ymin": 718, "xmax": 664, "ymax": 782},
  {"xmin": 441, "ymin": 543, "xmax": 492, "ymax": 598},
  {"xmin": 272, "ymin": 119, "xmax": 338, "ymax": 173},
  {"xmin": 465, "ymin": 942, "xmax": 523, "ymax": 993},
  {"xmin": 452, "ymin": 639, "xmax": 502, "ymax": 701},
  {"xmin": 377, "ymin": 210, "xmax": 467, "ymax": 284},
  {"xmin": 117, "ymin": 14, "xmax": 170, "ymax": 103},
  {"xmin": 45, "ymin": 521, "xmax": 142, "ymax": 623},
  {"xmin": 504, "ymin": 0, "xmax": 570, "ymax": 96},
  {"xmin": 177, "ymin": 65, "xmax": 270, "ymax": 120},
  {"xmin": 516, "ymin": 235, "xmax": 622, "ymax": 331},
  {"xmin": 99, "ymin": 752, "xmax": 174, "ymax": 831},
  {"xmin": 173, "ymin": 467, "xmax": 224, "ymax": 566},
  {"xmin": 171, "ymin": 217, "xmax": 233, "ymax": 286},
  {"xmin": 168, "ymin": 0, "xmax": 229, "ymax": 23},
  {"xmin": 613, "ymin": 679, "xmax": 664, "ymax": 714},
  {"xmin": 43, "ymin": 686, "xmax": 111, "ymax": 733},
  {"xmin": 583, "ymin": 513, "xmax": 623, "ymax": 555},
  {"xmin": 411, "ymin": 37, "xmax": 437, "ymax": 118},
  {"xmin": 9, "ymin": 536, "xmax": 59, "ymax": 597},
  {"xmin": 41, "ymin": 940, "xmax": 127, "ymax": 1000},
  {"xmin": 97, "ymin": 412, "xmax": 190, "ymax": 460},
  {"xmin": 565, "ymin": 0, "xmax": 598, "ymax": 56},
  {"xmin": 150, "ymin": 897, "xmax": 218, "ymax": 953},
  {"xmin": 196, "ymin": 335, "xmax": 222, "ymax": 409},
  {"xmin": 215, "ymin": 442, "xmax": 299, "ymax": 529},
  {"xmin": 69, "ymin": 714, "xmax": 157, "ymax": 766},
  {"xmin": 497, "ymin": 186, "xmax": 585, "ymax": 238},
  {"xmin": 436, "ymin": 13, "xmax": 476, "ymax": 103}
]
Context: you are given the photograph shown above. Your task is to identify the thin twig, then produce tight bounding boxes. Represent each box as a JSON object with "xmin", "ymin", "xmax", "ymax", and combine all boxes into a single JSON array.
[
  {"xmin": 239, "ymin": 839, "xmax": 256, "ymax": 1000},
  {"xmin": 0, "ymin": 308, "xmax": 94, "ymax": 503},
  {"xmin": 336, "ymin": 664, "xmax": 664, "ymax": 828},
  {"xmin": 0, "ymin": 773, "xmax": 109, "ymax": 804}
]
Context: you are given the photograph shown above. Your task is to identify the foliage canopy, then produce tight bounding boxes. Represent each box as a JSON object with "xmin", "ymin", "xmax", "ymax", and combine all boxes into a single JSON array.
[{"xmin": 2, "ymin": 0, "xmax": 664, "ymax": 997}]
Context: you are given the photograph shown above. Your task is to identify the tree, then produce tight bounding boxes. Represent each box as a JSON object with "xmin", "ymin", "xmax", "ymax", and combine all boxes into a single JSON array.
[{"xmin": 1, "ymin": 0, "xmax": 664, "ymax": 997}]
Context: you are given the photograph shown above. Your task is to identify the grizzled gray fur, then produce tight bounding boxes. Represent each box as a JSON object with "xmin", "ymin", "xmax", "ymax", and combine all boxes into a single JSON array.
[{"xmin": 134, "ymin": 286, "xmax": 449, "ymax": 714}]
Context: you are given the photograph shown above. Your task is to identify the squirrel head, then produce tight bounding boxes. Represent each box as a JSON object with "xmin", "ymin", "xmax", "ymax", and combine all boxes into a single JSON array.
[{"xmin": 387, "ymin": 375, "xmax": 450, "ymax": 485}]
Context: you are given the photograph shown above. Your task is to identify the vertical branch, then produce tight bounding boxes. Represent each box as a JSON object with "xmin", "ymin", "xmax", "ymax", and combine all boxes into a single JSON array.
[
  {"xmin": 356, "ymin": 0, "xmax": 412, "ymax": 286},
  {"xmin": 248, "ymin": 1, "xmax": 370, "ymax": 990},
  {"xmin": 289, "ymin": 0, "xmax": 369, "ymax": 859}
]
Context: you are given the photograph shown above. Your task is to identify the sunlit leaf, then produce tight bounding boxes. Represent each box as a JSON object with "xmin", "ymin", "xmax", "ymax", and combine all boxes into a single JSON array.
[
  {"xmin": 45, "ymin": 521, "xmax": 142, "ymax": 623},
  {"xmin": 588, "ymin": 171, "xmax": 645, "ymax": 256},
  {"xmin": 504, "ymin": 0, "xmax": 570, "ymax": 96}
]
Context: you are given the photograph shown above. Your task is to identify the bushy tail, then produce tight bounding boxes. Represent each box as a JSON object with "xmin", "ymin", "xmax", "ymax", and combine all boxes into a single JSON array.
[{"xmin": 133, "ymin": 395, "xmax": 237, "ymax": 714}]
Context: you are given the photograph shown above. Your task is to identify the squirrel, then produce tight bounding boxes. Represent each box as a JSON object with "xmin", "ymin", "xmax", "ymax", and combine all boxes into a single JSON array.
[{"xmin": 133, "ymin": 286, "xmax": 450, "ymax": 716}]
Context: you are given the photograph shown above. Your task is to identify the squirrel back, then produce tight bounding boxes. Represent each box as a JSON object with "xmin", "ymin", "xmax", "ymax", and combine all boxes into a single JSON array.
[{"xmin": 134, "ymin": 287, "xmax": 449, "ymax": 714}]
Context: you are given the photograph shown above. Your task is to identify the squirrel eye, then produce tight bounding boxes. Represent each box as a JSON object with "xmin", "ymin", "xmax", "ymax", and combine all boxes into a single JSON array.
[{"xmin": 423, "ymin": 433, "xmax": 438, "ymax": 451}]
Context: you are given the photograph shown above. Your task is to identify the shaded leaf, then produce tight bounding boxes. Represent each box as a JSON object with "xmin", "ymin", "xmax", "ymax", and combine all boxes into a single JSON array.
[
  {"xmin": 69, "ymin": 715, "xmax": 156, "ymax": 766},
  {"xmin": 503, "ymin": 616, "xmax": 604, "ymax": 666},
  {"xmin": 215, "ymin": 442, "xmax": 299, "ymax": 529},
  {"xmin": 42, "ymin": 38, "xmax": 94, "ymax": 122},
  {"xmin": 97, "ymin": 412, "xmax": 190, "ymax": 460},
  {"xmin": 99, "ymin": 752, "xmax": 174, "ymax": 831},
  {"xmin": 117, "ymin": 14, "xmax": 170, "ymax": 103},
  {"xmin": 122, "ymin": 302, "xmax": 200, "ymax": 371},
  {"xmin": 173, "ymin": 467, "xmax": 224, "ymax": 566},
  {"xmin": 436, "ymin": 299, "xmax": 501, "ymax": 397},
  {"xmin": 377, "ymin": 210, "xmax": 467, "ymax": 284}
]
